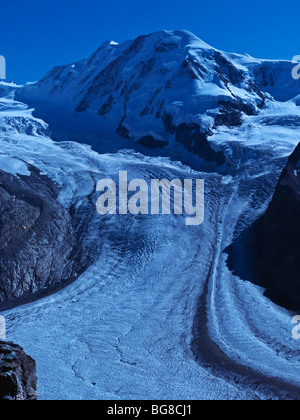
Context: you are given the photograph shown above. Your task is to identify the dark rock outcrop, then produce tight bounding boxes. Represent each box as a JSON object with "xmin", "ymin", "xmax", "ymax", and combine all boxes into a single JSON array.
[
  {"xmin": 259, "ymin": 143, "xmax": 300, "ymax": 309},
  {"xmin": 0, "ymin": 166, "xmax": 78, "ymax": 309},
  {"xmin": 0, "ymin": 340, "xmax": 37, "ymax": 400},
  {"xmin": 175, "ymin": 123, "xmax": 225, "ymax": 165},
  {"xmin": 214, "ymin": 100, "xmax": 256, "ymax": 128},
  {"xmin": 138, "ymin": 135, "xmax": 168, "ymax": 149}
]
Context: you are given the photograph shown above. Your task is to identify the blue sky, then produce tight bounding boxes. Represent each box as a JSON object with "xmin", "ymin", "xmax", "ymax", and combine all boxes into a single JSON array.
[{"xmin": 1, "ymin": 0, "xmax": 299, "ymax": 83}]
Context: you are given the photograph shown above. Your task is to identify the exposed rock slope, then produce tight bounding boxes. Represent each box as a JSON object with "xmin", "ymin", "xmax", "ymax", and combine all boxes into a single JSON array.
[
  {"xmin": 0, "ymin": 167, "xmax": 77, "ymax": 309},
  {"xmin": 0, "ymin": 340, "xmax": 37, "ymax": 400},
  {"xmin": 260, "ymin": 143, "xmax": 300, "ymax": 309}
]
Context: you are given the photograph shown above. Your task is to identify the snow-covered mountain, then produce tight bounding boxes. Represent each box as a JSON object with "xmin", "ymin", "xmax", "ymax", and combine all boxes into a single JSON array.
[
  {"xmin": 1, "ymin": 31, "xmax": 300, "ymax": 400},
  {"xmin": 16, "ymin": 30, "xmax": 300, "ymax": 169}
]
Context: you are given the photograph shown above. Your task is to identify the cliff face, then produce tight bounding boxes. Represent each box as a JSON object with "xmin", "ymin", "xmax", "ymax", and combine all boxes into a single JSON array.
[
  {"xmin": 260, "ymin": 143, "xmax": 300, "ymax": 309},
  {"xmin": 0, "ymin": 166, "xmax": 78, "ymax": 309},
  {"xmin": 0, "ymin": 340, "xmax": 37, "ymax": 400}
]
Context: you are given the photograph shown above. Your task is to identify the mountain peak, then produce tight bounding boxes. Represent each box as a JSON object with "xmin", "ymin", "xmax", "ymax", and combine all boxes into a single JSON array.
[
  {"xmin": 147, "ymin": 29, "xmax": 214, "ymax": 50},
  {"xmin": 99, "ymin": 40, "xmax": 119, "ymax": 49},
  {"xmin": 123, "ymin": 29, "xmax": 214, "ymax": 54}
]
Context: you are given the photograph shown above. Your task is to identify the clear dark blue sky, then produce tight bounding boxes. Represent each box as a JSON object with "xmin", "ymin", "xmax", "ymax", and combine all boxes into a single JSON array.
[{"xmin": 1, "ymin": 0, "xmax": 299, "ymax": 84}]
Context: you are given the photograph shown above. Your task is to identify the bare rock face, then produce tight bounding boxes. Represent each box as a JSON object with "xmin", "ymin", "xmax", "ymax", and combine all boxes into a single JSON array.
[
  {"xmin": 175, "ymin": 123, "xmax": 225, "ymax": 165},
  {"xmin": 138, "ymin": 135, "xmax": 169, "ymax": 149},
  {"xmin": 0, "ymin": 166, "xmax": 77, "ymax": 309},
  {"xmin": 260, "ymin": 143, "xmax": 300, "ymax": 309},
  {"xmin": 0, "ymin": 340, "xmax": 37, "ymax": 400},
  {"xmin": 214, "ymin": 100, "xmax": 256, "ymax": 128}
]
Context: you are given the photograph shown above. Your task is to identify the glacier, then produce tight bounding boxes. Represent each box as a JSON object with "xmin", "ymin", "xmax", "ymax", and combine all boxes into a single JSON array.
[{"xmin": 1, "ymin": 30, "xmax": 300, "ymax": 400}]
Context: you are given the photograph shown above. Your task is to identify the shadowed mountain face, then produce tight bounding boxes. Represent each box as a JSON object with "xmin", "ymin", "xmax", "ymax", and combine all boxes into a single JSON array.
[
  {"xmin": 0, "ymin": 340, "xmax": 37, "ymax": 400},
  {"xmin": 226, "ymin": 142, "xmax": 300, "ymax": 310},
  {"xmin": 259, "ymin": 143, "xmax": 300, "ymax": 309},
  {"xmin": 0, "ymin": 167, "xmax": 79, "ymax": 309}
]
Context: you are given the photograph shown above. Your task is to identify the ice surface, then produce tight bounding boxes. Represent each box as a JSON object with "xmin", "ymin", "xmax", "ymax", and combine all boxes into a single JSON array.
[{"xmin": 0, "ymin": 154, "xmax": 30, "ymax": 176}]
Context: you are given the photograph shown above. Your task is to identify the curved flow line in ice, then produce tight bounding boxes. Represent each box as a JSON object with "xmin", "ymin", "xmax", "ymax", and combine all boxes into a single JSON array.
[{"xmin": 192, "ymin": 179, "xmax": 300, "ymax": 400}]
